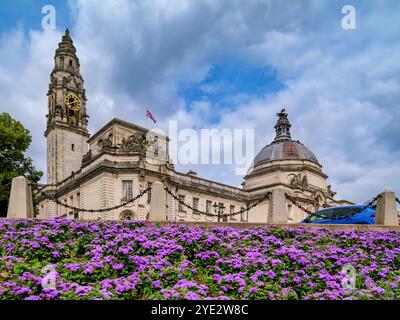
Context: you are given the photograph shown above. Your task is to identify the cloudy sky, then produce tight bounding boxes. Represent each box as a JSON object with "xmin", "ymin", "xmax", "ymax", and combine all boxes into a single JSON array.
[{"xmin": 0, "ymin": 0, "xmax": 399, "ymax": 203}]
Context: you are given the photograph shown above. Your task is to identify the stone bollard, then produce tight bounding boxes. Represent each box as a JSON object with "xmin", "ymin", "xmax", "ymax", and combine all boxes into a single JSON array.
[
  {"xmin": 267, "ymin": 188, "xmax": 288, "ymax": 224},
  {"xmin": 7, "ymin": 176, "xmax": 34, "ymax": 219},
  {"xmin": 149, "ymin": 181, "xmax": 167, "ymax": 222},
  {"xmin": 375, "ymin": 189, "xmax": 399, "ymax": 226}
]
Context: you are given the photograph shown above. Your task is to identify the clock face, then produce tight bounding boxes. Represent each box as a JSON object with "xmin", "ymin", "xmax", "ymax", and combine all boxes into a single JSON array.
[{"xmin": 64, "ymin": 94, "xmax": 81, "ymax": 112}]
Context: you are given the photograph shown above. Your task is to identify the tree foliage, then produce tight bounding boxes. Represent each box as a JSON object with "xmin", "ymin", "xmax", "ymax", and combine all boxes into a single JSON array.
[{"xmin": 0, "ymin": 113, "xmax": 43, "ymax": 216}]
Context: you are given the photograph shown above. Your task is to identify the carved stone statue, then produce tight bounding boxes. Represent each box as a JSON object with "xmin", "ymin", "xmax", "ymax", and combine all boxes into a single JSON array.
[
  {"xmin": 120, "ymin": 132, "xmax": 147, "ymax": 153},
  {"xmin": 68, "ymin": 114, "xmax": 77, "ymax": 125},
  {"xmin": 51, "ymin": 77, "xmax": 57, "ymax": 87},
  {"xmin": 55, "ymin": 105, "xmax": 62, "ymax": 115},
  {"xmin": 97, "ymin": 132, "xmax": 113, "ymax": 150},
  {"xmin": 327, "ymin": 185, "xmax": 337, "ymax": 197},
  {"xmin": 310, "ymin": 191, "xmax": 325, "ymax": 211},
  {"xmin": 82, "ymin": 149, "xmax": 92, "ymax": 164},
  {"xmin": 81, "ymin": 114, "xmax": 88, "ymax": 126},
  {"xmin": 301, "ymin": 176, "xmax": 308, "ymax": 188},
  {"xmin": 288, "ymin": 173, "xmax": 300, "ymax": 186},
  {"xmin": 289, "ymin": 173, "xmax": 308, "ymax": 190}
]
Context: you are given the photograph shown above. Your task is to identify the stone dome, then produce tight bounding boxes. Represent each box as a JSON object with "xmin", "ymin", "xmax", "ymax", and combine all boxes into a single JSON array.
[
  {"xmin": 253, "ymin": 109, "xmax": 320, "ymax": 167},
  {"xmin": 254, "ymin": 140, "xmax": 319, "ymax": 166}
]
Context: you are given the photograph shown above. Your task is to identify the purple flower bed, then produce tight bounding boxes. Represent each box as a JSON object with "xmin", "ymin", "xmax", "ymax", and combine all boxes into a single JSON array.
[{"xmin": 0, "ymin": 218, "xmax": 399, "ymax": 300}]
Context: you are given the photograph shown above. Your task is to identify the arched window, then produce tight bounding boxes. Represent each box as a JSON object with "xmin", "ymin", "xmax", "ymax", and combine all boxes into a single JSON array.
[{"xmin": 120, "ymin": 210, "xmax": 136, "ymax": 220}]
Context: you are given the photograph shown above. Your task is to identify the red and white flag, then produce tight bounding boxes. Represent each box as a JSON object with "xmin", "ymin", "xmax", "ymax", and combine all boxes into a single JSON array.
[{"xmin": 146, "ymin": 109, "xmax": 157, "ymax": 124}]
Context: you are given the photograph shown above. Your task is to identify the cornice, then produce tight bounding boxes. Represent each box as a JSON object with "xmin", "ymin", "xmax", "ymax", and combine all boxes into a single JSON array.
[
  {"xmin": 169, "ymin": 177, "xmax": 249, "ymax": 202},
  {"xmin": 87, "ymin": 118, "xmax": 170, "ymax": 144},
  {"xmin": 45, "ymin": 121, "xmax": 90, "ymax": 138},
  {"xmin": 50, "ymin": 67, "xmax": 83, "ymax": 80},
  {"xmin": 245, "ymin": 161, "xmax": 328, "ymax": 180}
]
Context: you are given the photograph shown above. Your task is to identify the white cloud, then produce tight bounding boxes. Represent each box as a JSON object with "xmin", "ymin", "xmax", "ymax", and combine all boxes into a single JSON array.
[{"xmin": 0, "ymin": 27, "xmax": 61, "ymax": 178}]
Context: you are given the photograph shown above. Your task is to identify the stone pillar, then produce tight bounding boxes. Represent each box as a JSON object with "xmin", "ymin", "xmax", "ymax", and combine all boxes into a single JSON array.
[
  {"xmin": 7, "ymin": 176, "xmax": 34, "ymax": 219},
  {"xmin": 375, "ymin": 189, "xmax": 399, "ymax": 226},
  {"xmin": 267, "ymin": 188, "xmax": 288, "ymax": 224},
  {"xmin": 149, "ymin": 181, "xmax": 167, "ymax": 222}
]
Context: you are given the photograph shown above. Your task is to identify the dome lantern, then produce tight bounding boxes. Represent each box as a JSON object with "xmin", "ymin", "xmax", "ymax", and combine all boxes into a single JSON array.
[
  {"xmin": 273, "ymin": 108, "xmax": 292, "ymax": 142},
  {"xmin": 250, "ymin": 109, "xmax": 320, "ymax": 170}
]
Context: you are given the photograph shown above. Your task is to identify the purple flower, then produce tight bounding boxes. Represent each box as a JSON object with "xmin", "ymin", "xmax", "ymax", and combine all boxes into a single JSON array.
[
  {"xmin": 185, "ymin": 292, "xmax": 200, "ymax": 300},
  {"xmin": 1, "ymin": 218, "xmax": 399, "ymax": 300},
  {"xmin": 51, "ymin": 251, "xmax": 61, "ymax": 258},
  {"xmin": 112, "ymin": 263, "xmax": 124, "ymax": 270},
  {"xmin": 153, "ymin": 280, "xmax": 162, "ymax": 289},
  {"xmin": 249, "ymin": 287, "xmax": 258, "ymax": 293}
]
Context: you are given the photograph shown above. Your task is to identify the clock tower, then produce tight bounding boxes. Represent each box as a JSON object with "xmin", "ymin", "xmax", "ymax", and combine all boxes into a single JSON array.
[{"xmin": 45, "ymin": 29, "xmax": 90, "ymax": 184}]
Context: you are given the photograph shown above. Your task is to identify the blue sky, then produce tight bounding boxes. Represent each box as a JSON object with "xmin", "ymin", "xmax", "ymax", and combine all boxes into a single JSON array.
[
  {"xmin": 0, "ymin": 0, "xmax": 400, "ymax": 203},
  {"xmin": 0, "ymin": 0, "xmax": 71, "ymax": 33},
  {"xmin": 178, "ymin": 59, "xmax": 285, "ymax": 124}
]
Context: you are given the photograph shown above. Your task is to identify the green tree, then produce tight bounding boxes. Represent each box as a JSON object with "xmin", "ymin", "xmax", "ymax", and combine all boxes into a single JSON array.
[{"xmin": 0, "ymin": 113, "xmax": 43, "ymax": 216}]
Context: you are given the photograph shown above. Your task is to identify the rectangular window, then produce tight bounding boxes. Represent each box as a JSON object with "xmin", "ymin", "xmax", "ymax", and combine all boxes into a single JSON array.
[
  {"xmin": 178, "ymin": 195, "xmax": 186, "ymax": 212},
  {"xmin": 192, "ymin": 197, "xmax": 200, "ymax": 219},
  {"xmin": 147, "ymin": 182, "xmax": 152, "ymax": 204},
  {"xmin": 206, "ymin": 200, "xmax": 213, "ymax": 221},
  {"xmin": 76, "ymin": 193, "xmax": 80, "ymax": 207},
  {"xmin": 122, "ymin": 180, "xmax": 133, "ymax": 200},
  {"xmin": 63, "ymin": 199, "xmax": 67, "ymax": 216},
  {"xmin": 229, "ymin": 205, "xmax": 236, "ymax": 221},
  {"xmin": 193, "ymin": 197, "xmax": 199, "ymax": 211},
  {"xmin": 241, "ymin": 207, "xmax": 248, "ymax": 222},
  {"xmin": 71, "ymin": 144, "xmax": 75, "ymax": 151},
  {"xmin": 206, "ymin": 200, "xmax": 211, "ymax": 214},
  {"xmin": 287, "ymin": 204, "xmax": 293, "ymax": 223}
]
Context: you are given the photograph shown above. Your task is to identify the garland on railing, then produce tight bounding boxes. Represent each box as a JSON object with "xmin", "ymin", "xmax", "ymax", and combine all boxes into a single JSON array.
[
  {"xmin": 365, "ymin": 194, "xmax": 381, "ymax": 207},
  {"xmin": 40, "ymin": 188, "xmax": 150, "ymax": 213},
  {"xmin": 285, "ymin": 194, "xmax": 314, "ymax": 215},
  {"xmin": 165, "ymin": 187, "xmax": 271, "ymax": 218}
]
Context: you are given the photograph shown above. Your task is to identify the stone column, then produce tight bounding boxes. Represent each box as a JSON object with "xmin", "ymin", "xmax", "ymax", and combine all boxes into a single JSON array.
[
  {"xmin": 375, "ymin": 189, "xmax": 399, "ymax": 226},
  {"xmin": 267, "ymin": 188, "xmax": 288, "ymax": 224},
  {"xmin": 149, "ymin": 181, "xmax": 167, "ymax": 222},
  {"xmin": 7, "ymin": 176, "xmax": 34, "ymax": 219}
]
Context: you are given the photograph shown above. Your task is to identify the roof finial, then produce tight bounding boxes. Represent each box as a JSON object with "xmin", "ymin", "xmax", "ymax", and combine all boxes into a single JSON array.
[
  {"xmin": 61, "ymin": 28, "xmax": 72, "ymax": 42},
  {"xmin": 273, "ymin": 108, "xmax": 292, "ymax": 142},
  {"xmin": 57, "ymin": 27, "xmax": 76, "ymax": 53}
]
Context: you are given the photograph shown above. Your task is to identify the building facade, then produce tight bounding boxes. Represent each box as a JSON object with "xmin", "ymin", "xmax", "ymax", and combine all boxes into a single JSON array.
[{"xmin": 38, "ymin": 30, "xmax": 350, "ymax": 223}]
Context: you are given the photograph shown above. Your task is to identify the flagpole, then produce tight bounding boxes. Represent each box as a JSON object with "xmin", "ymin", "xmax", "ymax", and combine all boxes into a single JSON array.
[{"xmin": 145, "ymin": 107, "xmax": 148, "ymax": 129}]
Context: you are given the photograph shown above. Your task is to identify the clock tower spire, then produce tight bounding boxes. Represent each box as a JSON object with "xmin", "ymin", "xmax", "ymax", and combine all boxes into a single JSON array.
[{"xmin": 45, "ymin": 29, "xmax": 90, "ymax": 184}]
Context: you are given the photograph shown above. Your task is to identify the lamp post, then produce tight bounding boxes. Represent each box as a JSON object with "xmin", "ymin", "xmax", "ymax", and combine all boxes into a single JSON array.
[{"xmin": 213, "ymin": 202, "xmax": 225, "ymax": 222}]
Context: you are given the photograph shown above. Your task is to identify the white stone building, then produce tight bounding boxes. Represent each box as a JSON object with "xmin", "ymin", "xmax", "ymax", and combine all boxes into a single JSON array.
[{"xmin": 38, "ymin": 30, "xmax": 350, "ymax": 223}]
